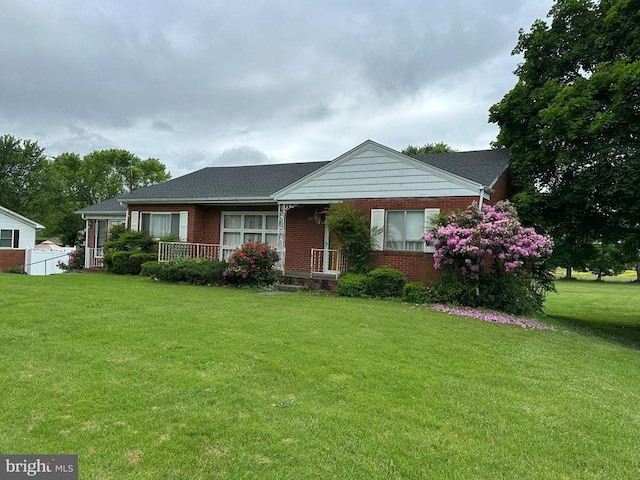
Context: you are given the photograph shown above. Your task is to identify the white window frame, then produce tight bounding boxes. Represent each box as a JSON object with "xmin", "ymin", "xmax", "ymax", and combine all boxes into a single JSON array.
[
  {"xmin": 0, "ymin": 229, "xmax": 19, "ymax": 249},
  {"xmin": 220, "ymin": 211, "xmax": 278, "ymax": 260},
  {"xmin": 370, "ymin": 208, "xmax": 439, "ymax": 253}
]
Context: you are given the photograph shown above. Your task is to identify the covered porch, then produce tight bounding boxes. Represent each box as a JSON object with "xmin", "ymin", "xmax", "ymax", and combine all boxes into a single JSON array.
[{"xmin": 157, "ymin": 241, "xmax": 346, "ymax": 279}]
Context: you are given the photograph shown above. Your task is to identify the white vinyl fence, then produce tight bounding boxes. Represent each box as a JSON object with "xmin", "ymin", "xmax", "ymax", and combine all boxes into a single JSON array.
[{"xmin": 24, "ymin": 248, "xmax": 75, "ymax": 275}]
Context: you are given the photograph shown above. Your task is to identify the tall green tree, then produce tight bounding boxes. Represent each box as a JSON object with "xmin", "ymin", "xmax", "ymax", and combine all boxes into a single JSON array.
[
  {"xmin": 48, "ymin": 149, "xmax": 171, "ymax": 244},
  {"xmin": 402, "ymin": 142, "xmax": 457, "ymax": 157},
  {"xmin": 489, "ymin": 0, "xmax": 640, "ymax": 258},
  {"xmin": 0, "ymin": 134, "xmax": 49, "ymax": 222}
]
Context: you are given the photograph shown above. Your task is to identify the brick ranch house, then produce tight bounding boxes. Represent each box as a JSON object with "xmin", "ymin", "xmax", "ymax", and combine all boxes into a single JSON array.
[{"xmin": 77, "ymin": 140, "xmax": 512, "ymax": 285}]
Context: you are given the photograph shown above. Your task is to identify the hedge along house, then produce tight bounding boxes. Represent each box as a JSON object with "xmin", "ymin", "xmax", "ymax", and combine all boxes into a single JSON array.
[
  {"xmin": 0, "ymin": 206, "xmax": 45, "ymax": 272},
  {"xmin": 78, "ymin": 140, "xmax": 512, "ymax": 284}
]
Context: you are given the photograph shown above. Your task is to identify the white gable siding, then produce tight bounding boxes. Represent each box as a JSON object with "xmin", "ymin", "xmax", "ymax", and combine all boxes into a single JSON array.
[
  {"xmin": 0, "ymin": 211, "xmax": 37, "ymax": 249},
  {"xmin": 276, "ymin": 149, "xmax": 480, "ymax": 202}
]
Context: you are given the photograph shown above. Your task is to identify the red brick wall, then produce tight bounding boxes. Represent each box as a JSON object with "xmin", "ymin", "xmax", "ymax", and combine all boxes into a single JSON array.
[
  {"xmin": 86, "ymin": 221, "xmax": 96, "ymax": 248},
  {"xmin": 283, "ymin": 205, "xmax": 325, "ymax": 272},
  {"xmin": 489, "ymin": 168, "xmax": 513, "ymax": 204},
  {"xmin": 0, "ymin": 250, "xmax": 25, "ymax": 272},
  {"xmin": 345, "ymin": 197, "xmax": 481, "ymax": 284}
]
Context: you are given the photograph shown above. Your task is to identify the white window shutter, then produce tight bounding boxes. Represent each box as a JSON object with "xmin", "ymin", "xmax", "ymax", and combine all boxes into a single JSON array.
[
  {"xmin": 130, "ymin": 211, "xmax": 139, "ymax": 231},
  {"xmin": 370, "ymin": 209, "xmax": 385, "ymax": 251},
  {"xmin": 179, "ymin": 211, "xmax": 188, "ymax": 241},
  {"xmin": 423, "ymin": 208, "xmax": 440, "ymax": 253}
]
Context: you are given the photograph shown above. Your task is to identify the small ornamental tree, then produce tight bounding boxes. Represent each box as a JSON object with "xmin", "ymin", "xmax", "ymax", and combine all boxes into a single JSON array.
[
  {"xmin": 223, "ymin": 241, "xmax": 280, "ymax": 287},
  {"xmin": 423, "ymin": 201, "xmax": 554, "ymax": 315}
]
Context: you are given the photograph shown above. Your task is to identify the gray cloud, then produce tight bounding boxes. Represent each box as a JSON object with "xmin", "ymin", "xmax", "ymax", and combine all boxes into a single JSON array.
[{"xmin": 0, "ymin": 0, "xmax": 554, "ymax": 177}]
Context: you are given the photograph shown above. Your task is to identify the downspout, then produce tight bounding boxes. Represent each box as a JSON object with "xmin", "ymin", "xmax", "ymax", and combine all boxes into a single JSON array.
[{"xmin": 476, "ymin": 186, "xmax": 486, "ymax": 297}]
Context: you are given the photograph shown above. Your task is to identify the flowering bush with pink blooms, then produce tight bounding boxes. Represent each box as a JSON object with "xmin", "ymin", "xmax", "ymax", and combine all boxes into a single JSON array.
[
  {"xmin": 423, "ymin": 202, "xmax": 555, "ymax": 314},
  {"xmin": 223, "ymin": 241, "xmax": 280, "ymax": 287}
]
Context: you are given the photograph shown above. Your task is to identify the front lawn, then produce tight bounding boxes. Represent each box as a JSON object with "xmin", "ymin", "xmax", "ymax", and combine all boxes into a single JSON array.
[{"xmin": 1, "ymin": 274, "xmax": 639, "ymax": 479}]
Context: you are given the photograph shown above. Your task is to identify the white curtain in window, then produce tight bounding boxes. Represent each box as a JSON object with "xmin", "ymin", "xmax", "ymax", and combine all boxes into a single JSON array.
[
  {"xmin": 405, "ymin": 211, "xmax": 424, "ymax": 250},
  {"xmin": 386, "ymin": 211, "xmax": 404, "ymax": 250},
  {"xmin": 224, "ymin": 215, "xmax": 242, "ymax": 229},
  {"xmin": 244, "ymin": 215, "xmax": 263, "ymax": 229},
  {"xmin": 150, "ymin": 214, "xmax": 171, "ymax": 238},
  {"xmin": 244, "ymin": 232, "xmax": 262, "ymax": 243},
  {"xmin": 265, "ymin": 215, "xmax": 278, "ymax": 230},
  {"xmin": 265, "ymin": 233, "xmax": 278, "ymax": 246},
  {"xmin": 223, "ymin": 232, "xmax": 241, "ymax": 247}
]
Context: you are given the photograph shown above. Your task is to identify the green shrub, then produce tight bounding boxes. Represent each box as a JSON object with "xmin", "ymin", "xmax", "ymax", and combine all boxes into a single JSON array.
[
  {"xmin": 367, "ymin": 267, "xmax": 406, "ymax": 298},
  {"xmin": 224, "ymin": 242, "xmax": 279, "ymax": 287},
  {"xmin": 145, "ymin": 258, "xmax": 227, "ymax": 285},
  {"xmin": 336, "ymin": 273, "xmax": 369, "ymax": 298},
  {"xmin": 129, "ymin": 253, "xmax": 158, "ymax": 275},
  {"xmin": 325, "ymin": 203, "xmax": 375, "ymax": 274},
  {"xmin": 402, "ymin": 282, "xmax": 431, "ymax": 304},
  {"xmin": 140, "ymin": 261, "xmax": 163, "ymax": 278},
  {"xmin": 7, "ymin": 265, "xmax": 24, "ymax": 274},
  {"xmin": 110, "ymin": 251, "xmax": 132, "ymax": 275},
  {"xmin": 104, "ymin": 231, "xmax": 154, "ymax": 255},
  {"xmin": 431, "ymin": 269, "xmax": 548, "ymax": 316},
  {"xmin": 107, "ymin": 223, "xmax": 127, "ymax": 242}
]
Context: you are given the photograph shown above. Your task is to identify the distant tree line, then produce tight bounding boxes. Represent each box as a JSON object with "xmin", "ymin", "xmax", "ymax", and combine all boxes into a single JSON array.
[{"xmin": 0, "ymin": 134, "xmax": 170, "ymax": 246}]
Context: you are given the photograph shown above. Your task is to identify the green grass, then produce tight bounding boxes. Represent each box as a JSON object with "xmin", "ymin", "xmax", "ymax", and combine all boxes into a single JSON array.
[
  {"xmin": 1, "ymin": 273, "xmax": 639, "ymax": 479},
  {"xmin": 546, "ymin": 279, "xmax": 640, "ymax": 347}
]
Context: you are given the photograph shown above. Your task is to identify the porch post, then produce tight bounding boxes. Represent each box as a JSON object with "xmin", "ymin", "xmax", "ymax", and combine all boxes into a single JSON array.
[
  {"xmin": 84, "ymin": 219, "xmax": 91, "ymax": 269},
  {"xmin": 276, "ymin": 204, "xmax": 296, "ymax": 273}
]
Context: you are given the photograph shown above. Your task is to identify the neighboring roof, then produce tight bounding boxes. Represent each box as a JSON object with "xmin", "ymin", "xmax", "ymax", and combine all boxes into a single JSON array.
[
  {"xmin": 0, "ymin": 206, "xmax": 45, "ymax": 229},
  {"xmin": 413, "ymin": 148, "xmax": 510, "ymax": 188},
  {"xmin": 76, "ymin": 197, "xmax": 127, "ymax": 215},
  {"xmin": 118, "ymin": 161, "xmax": 329, "ymax": 203}
]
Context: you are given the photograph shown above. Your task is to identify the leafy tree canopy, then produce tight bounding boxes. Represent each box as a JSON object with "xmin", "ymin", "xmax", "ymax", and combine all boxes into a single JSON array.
[
  {"xmin": 0, "ymin": 134, "xmax": 49, "ymax": 222},
  {"xmin": 0, "ymin": 135, "xmax": 171, "ymax": 245},
  {"xmin": 489, "ymin": 0, "xmax": 640, "ymax": 247},
  {"xmin": 402, "ymin": 142, "xmax": 457, "ymax": 157}
]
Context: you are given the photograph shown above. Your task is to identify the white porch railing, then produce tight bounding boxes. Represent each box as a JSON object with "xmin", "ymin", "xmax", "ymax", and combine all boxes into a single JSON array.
[
  {"xmin": 158, "ymin": 242, "xmax": 220, "ymax": 263},
  {"xmin": 310, "ymin": 248, "xmax": 347, "ymax": 278},
  {"xmin": 86, "ymin": 247, "xmax": 104, "ymax": 268}
]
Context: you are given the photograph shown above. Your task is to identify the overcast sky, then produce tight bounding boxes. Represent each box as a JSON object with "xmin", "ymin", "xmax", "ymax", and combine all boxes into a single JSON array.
[{"xmin": 0, "ymin": 0, "xmax": 553, "ymax": 178}]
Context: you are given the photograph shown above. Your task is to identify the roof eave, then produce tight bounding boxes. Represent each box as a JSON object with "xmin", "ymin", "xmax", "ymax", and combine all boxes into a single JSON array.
[{"xmin": 120, "ymin": 196, "xmax": 277, "ymax": 205}]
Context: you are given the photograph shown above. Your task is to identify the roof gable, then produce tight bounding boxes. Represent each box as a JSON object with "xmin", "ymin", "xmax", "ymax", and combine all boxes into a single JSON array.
[
  {"xmin": 0, "ymin": 206, "xmax": 44, "ymax": 229},
  {"xmin": 273, "ymin": 140, "xmax": 495, "ymax": 202}
]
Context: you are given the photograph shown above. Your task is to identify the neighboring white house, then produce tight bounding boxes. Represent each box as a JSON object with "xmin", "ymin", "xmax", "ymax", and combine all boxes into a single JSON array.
[
  {"xmin": 0, "ymin": 206, "xmax": 43, "ymax": 248},
  {"xmin": 0, "ymin": 206, "xmax": 45, "ymax": 272}
]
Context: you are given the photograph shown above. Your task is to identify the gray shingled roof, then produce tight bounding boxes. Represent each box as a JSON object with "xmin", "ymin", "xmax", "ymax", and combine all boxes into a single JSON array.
[
  {"xmin": 77, "ymin": 146, "xmax": 510, "ymax": 213},
  {"xmin": 412, "ymin": 148, "xmax": 510, "ymax": 188},
  {"xmin": 119, "ymin": 161, "xmax": 329, "ymax": 202},
  {"xmin": 76, "ymin": 197, "xmax": 127, "ymax": 215}
]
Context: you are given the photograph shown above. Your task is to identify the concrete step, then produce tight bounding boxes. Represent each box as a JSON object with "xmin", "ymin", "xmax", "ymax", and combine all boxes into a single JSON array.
[{"xmin": 275, "ymin": 284, "xmax": 305, "ymax": 293}]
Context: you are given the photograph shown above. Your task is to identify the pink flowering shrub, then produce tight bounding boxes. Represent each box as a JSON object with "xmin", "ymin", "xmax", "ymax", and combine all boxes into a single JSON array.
[
  {"xmin": 223, "ymin": 241, "xmax": 280, "ymax": 287},
  {"xmin": 423, "ymin": 201, "xmax": 555, "ymax": 314},
  {"xmin": 57, "ymin": 248, "xmax": 84, "ymax": 272}
]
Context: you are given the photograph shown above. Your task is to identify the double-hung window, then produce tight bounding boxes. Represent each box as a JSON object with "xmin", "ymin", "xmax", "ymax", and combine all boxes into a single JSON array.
[
  {"xmin": 130, "ymin": 211, "xmax": 188, "ymax": 240},
  {"xmin": 141, "ymin": 213, "xmax": 180, "ymax": 239},
  {"xmin": 370, "ymin": 208, "xmax": 439, "ymax": 253},
  {"xmin": 0, "ymin": 229, "xmax": 19, "ymax": 248},
  {"xmin": 221, "ymin": 212, "xmax": 278, "ymax": 259},
  {"xmin": 385, "ymin": 211, "xmax": 425, "ymax": 251}
]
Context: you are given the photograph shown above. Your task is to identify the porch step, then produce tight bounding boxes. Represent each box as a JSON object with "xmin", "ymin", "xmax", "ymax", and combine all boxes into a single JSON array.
[{"xmin": 275, "ymin": 284, "xmax": 305, "ymax": 293}]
